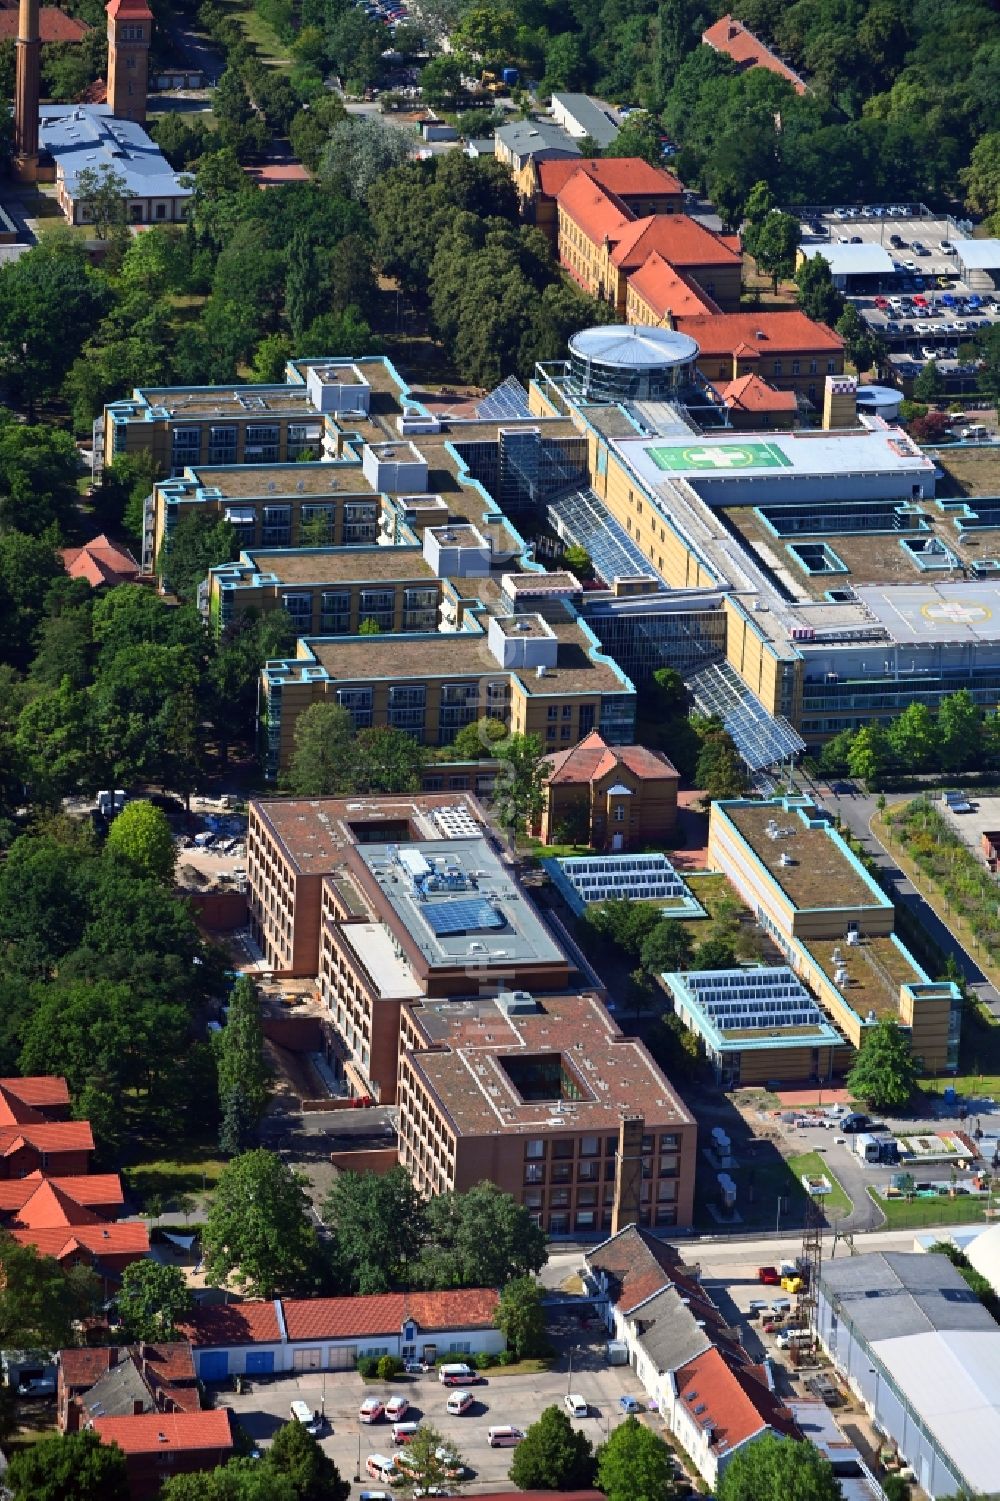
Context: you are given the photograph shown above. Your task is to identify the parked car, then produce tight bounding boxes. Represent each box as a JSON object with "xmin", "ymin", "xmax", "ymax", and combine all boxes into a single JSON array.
[
  {"xmin": 360, "ymin": 1398, "xmax": 386, "ymax": 1424},
  {"xmin": 564, "ymin": 1394, "xmax": 588, "ymax": 1418},
  {"xmin": 404, "ymin": 1360, "xmax": 428, "ymax": 1374},
  {"xmin": 385, "ymin": 1396, "xmax": 409, "ymax": 1422},
  {"xmin": 619, "ymin": 1395, "xmax": 642, "ymax": 1414},
  {"xmin": 758, "ymin": 1265, "xmax": 781, "ymax": 1285},
  {"xmin": 446, "ymin": 1390, "xmax": 474, "ymax": 1416},
  {"xmin": 747, "ymin": 1299, "xmax": 769, "ymax": 1318},
  {"xmin": 16, "ymin": 1377, "xmax": 55, "ymax": 1397}
]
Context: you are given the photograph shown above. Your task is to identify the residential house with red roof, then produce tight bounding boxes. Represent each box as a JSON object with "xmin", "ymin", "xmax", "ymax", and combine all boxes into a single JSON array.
[
  {"xmin": 523, "ymin": 157, "xmax": 684, "ymax": 246},
  {"xmin": 92, "ymin": 1409, "xmax": 235, "ymax": 1499},
  {"xmin": 718, "ymin": 373, "xmax": 798, "ymax": 430},
  {"xmin": 673, "ymin": 310, "xmax": 844, "ymax": 405},
  {"xmin": 0, "ymin": 1079, "xmax": 94, "ymax": 1178},
  {"xmin": 0, "ymin": 1175, "xmax": 149, "ymax": 1275},
  {"xmin": 537, "ymin": 729, "xmax": 679, "ymax": 850},
  {"xmin": 59, "ymin": 1342, "xmax": 200, "ymax": 1433},
  {"xmin": 555, "ymin": 173, "xmax": 743, "ymax": 314},
  {"xmin": 625, "ymin": 251, "xmax": 721, "ymax": 326},
  {"xmin": 0, "ymin": 3, "xmax": 89, "ymax": 42},
  {"xmin": 586, "ymin": 1226, "xmax": 799, "ymax": 1486},
  {"xmin": 701, "ymin": 14, "xmax": 808, "ymax": 94},
  {"xmin": 61, "ymin": 534, "xmax": 143, "ymax": 589},
  {"xmin": 177, "ymin": 1288, "xmax": 502, "ymax": 1381}
]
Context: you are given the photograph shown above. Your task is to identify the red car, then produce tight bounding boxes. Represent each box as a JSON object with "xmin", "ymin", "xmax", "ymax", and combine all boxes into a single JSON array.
[
  {"xmin": 758, "ymin": 1265, "xmax": 781, "ymax": 1285},
  {"xmin": 912, "ymin": 294, "xmax": 929, "ymax": 308},
  {"xmin": 873, "ymin": 296, "xmax": 888, "ymax": 310}
]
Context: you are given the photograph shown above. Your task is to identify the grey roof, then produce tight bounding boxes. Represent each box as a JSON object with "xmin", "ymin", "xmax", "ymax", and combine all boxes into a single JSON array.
[
  {"xmin": 38, "ymin": 105, "xmax": 192, "ymax": 201},
  {"xmin": 627, "ymin": 1284, "xmax": 714, "ymax": 1373},
  {"xmin": 954, "ymin": 238, "xmax": 1000, "ymax": 270},
  {"xmin": 83, "ymin": 1356, "xmax": 153, "ymax": 1420},
  {"xmin": 495, "ymin": 119, "xmax": 581, "ymax": 165},
  {"xmin": 819, "ymin": 1252, "xmax": 994, "ymax": 1343},
  {"xmin": 801, "ymin": 242, "xmax": 894, "ymax": 277},
  {"xmin": 550, "ymin": 93, "xmax": 620, "ymax": 148},
  {"xmin": 569, "ymin": 325, "xmax": 700, "ymax": 369}
]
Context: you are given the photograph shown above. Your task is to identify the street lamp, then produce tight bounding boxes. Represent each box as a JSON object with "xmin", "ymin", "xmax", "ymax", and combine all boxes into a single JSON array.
[{"xmin": 354, "ymin": 1431, "xmax": 361, "ymax": 1484}]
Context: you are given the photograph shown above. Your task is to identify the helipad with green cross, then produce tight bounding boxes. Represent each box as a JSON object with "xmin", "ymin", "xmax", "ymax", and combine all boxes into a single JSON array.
[{"xmin": 646, "ymin": 441, "xmax": 793, "ymax": 472}]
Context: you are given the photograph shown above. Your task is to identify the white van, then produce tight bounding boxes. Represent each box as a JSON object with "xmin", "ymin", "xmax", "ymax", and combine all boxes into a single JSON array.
[
  {"xmin": 488, "ymin": 1425, "xmax": 524, "ymax": 1447},
  {"xmin": 365, "ymin": 1454, "xmax": 398, "ymax": 1485},
  {"xmin": 392, "ymin": 1420, "xmax": 420, "ymax": 1444},
  {"xmin": 289, "ymin": 1400, "xmax": 320, "ymax": 1435},
  {"xmin": 438, "ymin": 1362, "xmax": 474, "ymax": 1385},
  {"xmin": 776, "ymin": 1329, "xmax": 814, "ymax": 1351}
]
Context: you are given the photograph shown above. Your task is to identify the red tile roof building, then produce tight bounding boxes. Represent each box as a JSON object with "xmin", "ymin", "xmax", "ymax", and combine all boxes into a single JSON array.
[
  {"xmin": 59, "ymin": 1343, "xmax": 200, "ymax": 1433},
  {"xmin": 525, "ymin": 157, "xmax": 684, "ymax": 246},
  {"xmin": 555, "ymin": 174, "xmax": 742, "ymax": 314},
  {"xmin": 587, "ymin": 1227, "xmax": 799, "ymax": 1487},
  {"xmin": 719, "ymin": 372, "xmax": 799, "ymax": 428},
  {"xmin": 92, "ymin": 1410, "xmax": 235, "ymax": 1500},
  {"xmin": 0, "ymin": 4, "xmax": 89, "ymax": 41},
  {"xmin": 674, "ymin": 309, "xmax": 844, "ymax": 402},
  {"xmin": 61, "ymin": 534, "xmax": 143, "ymax": 589},
  {"xmin": 177, "ymin": 1288, "xmax": 503, "ymax": 1379},
  {"xmin": 0, "ymin": 1076, "xmax": 146, "ymax": 1275},
  {"xmin": 702, "ymin": 14, "xmax": 808, "ymax": 94},
  {"xmin": 538, "ymin": 730, "xmax": 679, "ymax": 850},
  {"xmin": 625, "ymin": 251, "xmax": 721, "ymax": 325}
]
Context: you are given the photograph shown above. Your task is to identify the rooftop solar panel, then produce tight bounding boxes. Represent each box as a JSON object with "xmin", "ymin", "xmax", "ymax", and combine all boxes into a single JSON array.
[
  {"xmin": 548, "ymin": 487, "xmax": 654, "ymax": 585},
  {"xmin": 421, "ymin": 898, "xmax": 506, "ymax": 936}
]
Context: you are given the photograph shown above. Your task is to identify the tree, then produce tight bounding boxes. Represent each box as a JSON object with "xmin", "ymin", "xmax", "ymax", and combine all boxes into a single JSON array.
[
  {"xmin": 392, "ymin": 1424, "xmax": 465, "ymax": 1496},
  {"xmin": 961, "ymin": 131, "xmax": 1000, "ymax": 221},
  {"xmin": 450, "ymin": 716, "xmax": 508, "ymax": 759},
  {"xmin": 604, "ymin": 112, "xmax": 663, "ymax": 166},
  {"xmin": 420, "ymin": 1181, "xmax": 546, "ymax": 1289},
  {"xmin": 596, "ymin": 1415, "xmax": 676, "ymax": 1501},
  {"xmin": 795, "ymin": 254, "xmax": 844, "ymax": 326},
  {"xmin": 492, "ymin": 733, "xmax": 549, "ymax": 840},
  {"xmin": 717, "ymin": 1431, "xmax": 841, "ymax": 1501},
  {"xmin": 6, "ymin": 1429, "xmax": 130, "ymax": 1501},
  {"xmin": 162, "ymin": 508, "xmax": 239, "ymax": 602},
  {"xmin": 284, "ymin": 702, "xmax": 354, "ymax": 796},
  {"xmin": 847, "ymin": 1017, "xmax": 920, "ymax": 1112},
  {"xmin": 320, "ymin": 116, "xmax": 412, "ymax": 200},
  {"xmin": 494, "ymin": 1277, "xmax": 547, "ymax": 1359},
  {"xmin": 586, "ymin": 897, "xmax": 663, "ymax": 959},
  {"xmin": 105, "ymin": 800, "xmax": 176, "ymax": 885},
  {"xmin": 695, "ymin": 727, "xmax": 748, "ymax": 801},
  {"xmin": 419, "ymin": 54, "xmax": 465, "ymax": 108},
  {"xmin": 322, "ymin": 1166, "xmax": 427, "ymax": 1294},
  {"xmin": 693, "ymin": 934, "xmax": 740, "ymax": 970},
  {"xmin": 118, "ymin": 1260, "xmax": 193, "ymax": 1342},
  {"xmin": 752, "ymin": 211, "xmax": 801, "ymax": 292},
  {"xmin": 509, "ymin": 1404, "xmax": 595, "ymax": 1491},
  {"xmin": 886, "ymin": 701, "xmax": 938, "ymax": 772},
  {"xmin": 266, "ymin": 1420, "xmax": 349, "ymax": 1501},
  {"xmin": 354, "ymin": 726, "xmax": 427, "ymax": 793},
  {"xmin": 161, "ymin": 1464, "xmax": 297, "ymax": 1501},
  {"xmin": 938, "ymin": 689, "xmax": 981, "ymax": 772},
  {"xmin": 562, "ymin": 543, "xmax": 592, "ymax": 578},
  {"xmin": 15, "ymin": 678, "xmax": 92, "ymax": 805},
  {"xmin": 847, "ymin": 723, "xmax": 889, "ymax": 788},
  {"xmin": 217, "ymin": 976, "xmax": 269, "ymax": 1152},
  {"xmin": 913, "ymin": 359, "xmax": 945, "ymax": 402},
  {"xmin": 837, "ymin": 301, "xmax": 881, "ymax": 374},
  {"xmin": 0, "ymin": 1234, "xmax": 100, "ymax": 1350},
  {"xmin": 639, "ymin": 921, "xmax": 694, "ymax": 976},
  {"xmin": 74, "ymin": 164, "xmax": 129, "ymax": 239},
  {"xmin": 202, "ymin": 1150, "xmax": 320, "ymax": 1298}
]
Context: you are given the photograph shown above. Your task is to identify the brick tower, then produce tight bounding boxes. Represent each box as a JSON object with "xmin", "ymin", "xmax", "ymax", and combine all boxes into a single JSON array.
[
  {"xmin": 13, "ymin": 0, "xmax": 41, "ymax": 180},
  {"xmin": 106, "ymin": 0, "xmax": 152, "ymax": 124}
]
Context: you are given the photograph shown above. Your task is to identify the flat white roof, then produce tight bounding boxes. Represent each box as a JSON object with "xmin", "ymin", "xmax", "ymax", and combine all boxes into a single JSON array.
[
  {"xmin": 340, "ymin": 921, "xmax": 421, "ymax": 999},
  {"xmin": 801, "ymin": 242, "xmax": 895, "ymax": 276},
  {"xmin": 855, "ymin": 581, "xmax": 1000, "ymax": 645},
  {"xmin": 871, "ymin": 1328, "xmax": 1000, "ymax": 1494},
  {"xmin": 612, "ymin": 428, "xmax": 933, "ymax": 486},
  {"xmin": 954, "ymin": 239, "xmax": 1000, "ymax": 270}
]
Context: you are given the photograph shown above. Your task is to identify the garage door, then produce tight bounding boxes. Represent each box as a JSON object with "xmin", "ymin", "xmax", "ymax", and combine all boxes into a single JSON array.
[
  {"xmin": 292, "ymin": 1348, "xmax": 322, "ymax": 1372},
  {"xmin": 326, "ymin": 1346, "xmax": 356, "ymax": 1372},
  {"xmin": 199, "ymin": 1352, "xmax": 229, "ymax": 1382},
  {"xmin": 246, "ymin": 1351, "xmax": 274, "ymax": 1375}
]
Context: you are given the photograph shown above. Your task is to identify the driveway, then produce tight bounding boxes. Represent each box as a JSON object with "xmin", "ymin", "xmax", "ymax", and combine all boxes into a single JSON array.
[{"xmin": 217, "ymin": 1319, "xmax": 646, "ymax": 1496}]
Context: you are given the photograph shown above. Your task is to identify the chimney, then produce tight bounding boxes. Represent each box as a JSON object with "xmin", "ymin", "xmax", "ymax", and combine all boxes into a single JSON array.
[{"xmin": 13, "ymin": 0, "xmax": 40, "ymax": 180}]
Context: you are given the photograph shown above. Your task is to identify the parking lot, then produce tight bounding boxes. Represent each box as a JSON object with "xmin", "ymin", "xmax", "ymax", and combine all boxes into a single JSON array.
[{"xmin": 219, "ymin": 1311, "xmax": 650, "ymax": 1495}]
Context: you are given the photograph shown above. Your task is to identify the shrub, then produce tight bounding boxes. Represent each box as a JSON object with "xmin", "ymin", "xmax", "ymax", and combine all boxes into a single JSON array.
[
  {"xmin": 472, "ymin": 1350, "xmax": 496, "ymax": 1369},
  {"xmin": 495, "ymin": 1348, "xmax": 514, "ymax": 1365},
  {"xmin": 357, "ymin": 1355, "xmax": 378, "ymax": 1378},
  {"xmin": 377, "ymin": 1354, "xmax": 403, "ymax": 1381}
]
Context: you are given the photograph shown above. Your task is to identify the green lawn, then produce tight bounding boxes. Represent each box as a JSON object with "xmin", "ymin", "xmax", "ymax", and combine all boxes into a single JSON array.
[
  {"xmin": 123, "ymin": 1143, "xmax": 226, "ymax": 1211},
  {"xmin": 220, "ymin": 0, "xmax": 291, "ymax": 68},
  {"xmin": 787, "ymin": 1151, "xmax": 852, "ymax": 1220},
  {"xmin": 868, "ymin": 1187, "xmax": 994, "ymax": 1229}
]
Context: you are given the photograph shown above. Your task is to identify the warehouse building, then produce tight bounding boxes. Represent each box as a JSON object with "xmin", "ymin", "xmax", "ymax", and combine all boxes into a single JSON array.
[{"xmin": 817, "ymin": 1252, "xmax": 1000, "ymax": 1499}]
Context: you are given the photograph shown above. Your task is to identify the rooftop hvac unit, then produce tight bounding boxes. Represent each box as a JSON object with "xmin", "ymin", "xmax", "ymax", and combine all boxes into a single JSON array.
[
  {"xmin": 778, "ymin": 851, "xmax": 796, "ymax": 866},
  {"xmin": 832, "ymin": 947, "xmax": 844, "ymax": 965},
  {"xmin": 834, "ymin": 966, "xmax": 850, "ymax": 987},
  {"xmin": 866, "ymin": 1010, "xmax": 878, "ymax": 1023},
  {"xmin": 766, "ymin": 819, "xmax": 780, "ymax": 839},
  {"xmin": 846, "ymin": 929, "xmax": 860, "ymax": 946},
  {"xmin": 536, "ymin": 664, "xmax": 547, "ymax": 678}
]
